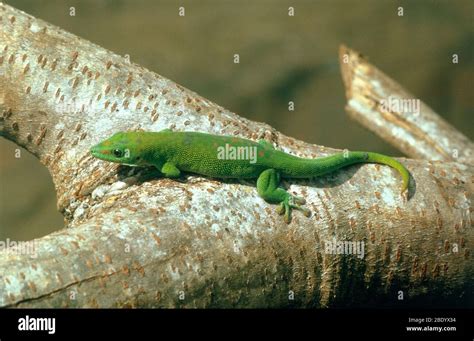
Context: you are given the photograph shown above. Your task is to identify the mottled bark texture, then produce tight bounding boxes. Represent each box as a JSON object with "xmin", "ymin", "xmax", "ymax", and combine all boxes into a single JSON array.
[
  {"xmin": 339, "ymin": 45, "xmax": 474, "ymax": 165},
  {"xmin": 0, "ymin": 4, "xmax": 472, "ymax": 308}
]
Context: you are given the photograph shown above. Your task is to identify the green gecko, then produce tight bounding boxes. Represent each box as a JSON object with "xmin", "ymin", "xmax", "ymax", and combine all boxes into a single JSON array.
[{"xmin": 90, "ymin": 130, "xmax": 410, "ymax": 223}]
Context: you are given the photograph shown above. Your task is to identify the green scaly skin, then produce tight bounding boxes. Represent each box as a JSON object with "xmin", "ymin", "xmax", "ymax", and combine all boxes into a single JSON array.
[{"xmin": 90, "ymin": 130, "xmax": 410, "ymax": 223}]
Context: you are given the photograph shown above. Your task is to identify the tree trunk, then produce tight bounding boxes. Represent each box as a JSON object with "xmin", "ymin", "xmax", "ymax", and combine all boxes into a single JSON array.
[{"xmin": 0, "ymin": 3, "xmax": 472, "ymax": 308}]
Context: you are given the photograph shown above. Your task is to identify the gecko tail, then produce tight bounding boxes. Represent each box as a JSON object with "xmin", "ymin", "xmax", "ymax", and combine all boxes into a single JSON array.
[
  {"xmin": 280, "ymin": 150, "xmax": 410, "ymax": 195},
  {"xmin": 361, "ymin": 152, "xmax": 410, "ymax": 194}
]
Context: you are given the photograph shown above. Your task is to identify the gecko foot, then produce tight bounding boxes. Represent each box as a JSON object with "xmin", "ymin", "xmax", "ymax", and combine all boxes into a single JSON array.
[{"xmin": 277, "ymin": 195, "xmax": 311, "ymax": 223}]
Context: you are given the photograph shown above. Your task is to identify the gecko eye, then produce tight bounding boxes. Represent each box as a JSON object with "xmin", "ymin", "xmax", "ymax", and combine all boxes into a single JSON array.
[{"xmin": 113, "ymin": 149, "xmax": 123, "ymax": 157}]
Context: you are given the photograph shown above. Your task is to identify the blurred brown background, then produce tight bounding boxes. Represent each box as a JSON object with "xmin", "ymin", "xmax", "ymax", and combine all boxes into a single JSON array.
[{"xmin": 1, "ymin": 0, "xmax": 473, "ymax": 241}]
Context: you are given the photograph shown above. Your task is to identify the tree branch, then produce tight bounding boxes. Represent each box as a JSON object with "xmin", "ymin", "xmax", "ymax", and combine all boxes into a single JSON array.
[
  {"xmin": 0, "ymin": 3, "xmax": 472, "ymax": 308},
  {"xmin": 339, "ymin": 45, "xmax": 474, "ymax": 165}
]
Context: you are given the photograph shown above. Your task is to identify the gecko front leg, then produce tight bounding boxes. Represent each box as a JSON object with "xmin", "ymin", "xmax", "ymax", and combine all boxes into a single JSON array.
[{"xmin": 161, "ymin": 162, "xmax": 181, "ymax": 178}]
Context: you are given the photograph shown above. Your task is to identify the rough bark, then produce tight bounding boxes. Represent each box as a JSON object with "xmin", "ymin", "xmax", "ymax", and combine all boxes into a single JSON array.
[
  {"xmin": 0, "ymin": 3, "xmax": 472, "ymax": 308},
  {"xmin": 339, "ymin": 45, "xmax": 474, "ymax": 165}
]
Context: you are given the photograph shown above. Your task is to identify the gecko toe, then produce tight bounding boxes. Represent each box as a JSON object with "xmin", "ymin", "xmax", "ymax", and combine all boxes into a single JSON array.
[
  {"xmin": 283, "ymin": 208, "xmax": 291, "ymax": 224},
  {"xmin": 276, "ymin": 203, "xmax": 285, "ymax": 215},
  {"xmin": 292, "ymin": 196, "xmax": 306, "ymax": 205}
]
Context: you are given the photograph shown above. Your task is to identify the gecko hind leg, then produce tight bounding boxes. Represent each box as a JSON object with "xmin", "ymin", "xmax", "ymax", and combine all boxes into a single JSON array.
[{"xmin": 257, "ymin": 169, "xmax": 311, "ymax": 223}]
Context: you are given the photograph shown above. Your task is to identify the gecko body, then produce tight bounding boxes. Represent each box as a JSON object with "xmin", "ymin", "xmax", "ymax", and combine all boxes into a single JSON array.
[{"xmin": 91, "ymin": 130, "xmax": 410, "ymax": 222}]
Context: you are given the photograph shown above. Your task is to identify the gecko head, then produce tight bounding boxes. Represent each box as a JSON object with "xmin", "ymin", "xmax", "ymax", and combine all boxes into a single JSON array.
[{"xmin": 90, "ymin": 131, "xmax": 145, "ymax": 166}]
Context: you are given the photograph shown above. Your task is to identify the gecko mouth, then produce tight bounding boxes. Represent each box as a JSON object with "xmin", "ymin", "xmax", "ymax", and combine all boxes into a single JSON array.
[
  {"xmin": 90, "ymin": 146, "xmax": 100, "ymax": 157},
  {"xmin": 90, "ymin": 145, "xmax": 109, "ymax": 160}
]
